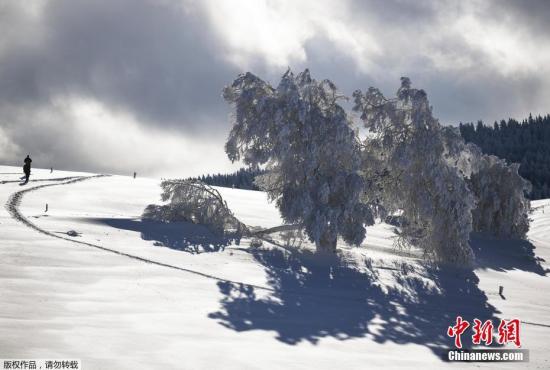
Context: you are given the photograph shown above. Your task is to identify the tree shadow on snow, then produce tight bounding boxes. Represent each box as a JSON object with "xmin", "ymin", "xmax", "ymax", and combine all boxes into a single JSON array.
[
  {"xmin": 89, "ymin": 218, "xmax": 239, "ymax": 254},
  {"xmin": 470, "ymin": 233, "xmax": 549, "ymax": 276},
  {"xmin": 209, "ymin": 247, "xmax": 501, "ymax": 359}
]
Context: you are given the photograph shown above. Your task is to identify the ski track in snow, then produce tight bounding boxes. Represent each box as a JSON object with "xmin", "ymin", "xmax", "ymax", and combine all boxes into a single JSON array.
[
  {"xmin": 4, "ymin": 175, "xmax": 280, "ymax": 292},
  {"xmin": 1, "ymin": 176, "xmax": 92, "ymax": 185},
  {"xmin": 4, "ymin": 174, "xmax": 550, "ymax": 329}
]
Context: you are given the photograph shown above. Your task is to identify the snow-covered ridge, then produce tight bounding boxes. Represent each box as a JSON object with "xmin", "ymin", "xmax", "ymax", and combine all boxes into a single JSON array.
[{"xmin": 1, "ymin": 165, "xmax": 549, "ymax": 369}]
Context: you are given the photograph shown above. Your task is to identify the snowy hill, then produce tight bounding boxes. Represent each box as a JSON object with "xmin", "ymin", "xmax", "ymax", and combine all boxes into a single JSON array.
[{"xmin": 1, "ymin": 165, "xmax": 549, "ymax": 369}]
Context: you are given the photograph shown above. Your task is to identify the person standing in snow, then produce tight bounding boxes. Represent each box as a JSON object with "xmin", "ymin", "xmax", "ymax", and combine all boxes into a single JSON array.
[{"xmin": 23, "ymin": 155, "xmax": 32, "ymax": 184}]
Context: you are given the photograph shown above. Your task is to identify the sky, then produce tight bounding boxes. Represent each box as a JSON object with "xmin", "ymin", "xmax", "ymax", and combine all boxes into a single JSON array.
[{"xmin": 0, "ymin": 0, "xmax": 549, "ymax": 177}]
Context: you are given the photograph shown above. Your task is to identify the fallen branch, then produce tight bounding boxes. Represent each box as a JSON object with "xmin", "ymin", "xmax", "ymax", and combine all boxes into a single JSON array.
[{"xmin": 250, "ymin": 224, "xmax": 302, "ymax": 236}]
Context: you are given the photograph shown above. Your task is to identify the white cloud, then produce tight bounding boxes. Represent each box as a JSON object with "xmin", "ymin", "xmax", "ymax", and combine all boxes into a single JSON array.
[
  {"xmin": 454, "ymin": 12, "xmax": 550, "ymax": 75},
  {"xmin": 66, "ymin": 98, "xmax": 240, "ymax": 177},
  {"xmin": 199, "ymin": 0, "xmax": 381, "ymax": 70},
  {"xmin": 0, "ymin": 126, "xmax": 20, "ymax": 162}
]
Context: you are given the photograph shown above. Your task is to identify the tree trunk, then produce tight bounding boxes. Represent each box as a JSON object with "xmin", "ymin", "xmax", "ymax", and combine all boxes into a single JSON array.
[{"xmin": 317, "ymin": 230, "xmax": 337, "ymax": 253}]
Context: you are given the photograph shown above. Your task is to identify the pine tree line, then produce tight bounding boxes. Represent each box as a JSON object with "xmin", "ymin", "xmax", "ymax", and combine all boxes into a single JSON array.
[
  {"xmin": 187, "ymin": 167, "xmax": 263, "ymax": 191},
  {"xmin": 459, "ymin": 114, "xmax": 550, "ymax": 200}
]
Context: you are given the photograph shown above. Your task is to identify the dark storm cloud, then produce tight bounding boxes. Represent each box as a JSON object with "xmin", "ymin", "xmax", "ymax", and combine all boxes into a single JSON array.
[
  {"xmin": 497, "ymin": 0, "xmax": 550, "ymax": 35},
  {"xmin": 0, "ymin": 0, "xmax": 237, "ymax": 131}
]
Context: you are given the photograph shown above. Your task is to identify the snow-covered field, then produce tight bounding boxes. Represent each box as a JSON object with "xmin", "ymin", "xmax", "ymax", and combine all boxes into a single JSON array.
[{"xmin": 1, "ymin": 165, "xmax": 549, "ymax": 369}]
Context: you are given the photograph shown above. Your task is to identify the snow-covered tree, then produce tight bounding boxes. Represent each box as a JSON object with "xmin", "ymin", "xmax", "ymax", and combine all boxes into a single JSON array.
[
  {"xmin": 143, "ymin": 179, "xmax": 247, "ymax": 236},
  {"xmin": 353, "ymin": 78, "xmax": 476, "ymax": 265},
  {"xmin": 441, "ymin": 126, "xmax": 531, "ymax": 238},
  {"xmin": 223, "ymin": 69, "xmax": 374, "ymax": 252},
  {"xmin": 468, "ymin": 156, "xmax": 531, "ymax": 238}
]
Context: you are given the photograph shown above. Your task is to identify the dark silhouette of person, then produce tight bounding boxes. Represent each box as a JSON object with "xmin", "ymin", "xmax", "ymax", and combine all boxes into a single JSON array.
[{"xmin": 23, "ymin": 155, "xmax": 32, "ymax": 184}]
